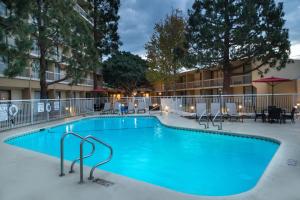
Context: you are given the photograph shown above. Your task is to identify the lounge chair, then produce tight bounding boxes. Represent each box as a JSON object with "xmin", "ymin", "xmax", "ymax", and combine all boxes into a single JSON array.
[
  {"xmin": 113, "ymin": 102, "xmax": 121, "ymax": 114},
  {"xmin": 226, "ymin": 103, "xmax": 243, "ymax": 122},
  {"xmin": 137, "ymin": 101, "xmax": 147, "ymax": 113},
  {"xmin": 100, "ymin": 102, "xmax": 111, "ymax": 114},
  {"xmin": 127, "ymin": 102, "xmax": 135, "ymax": 114},
  {"xmin": 196, "ymin": 103, "xmax": 208, "ymax": 128},
  {"xmin": 177, "ymin": 110, "xmax": 196, "ymax": 118}
]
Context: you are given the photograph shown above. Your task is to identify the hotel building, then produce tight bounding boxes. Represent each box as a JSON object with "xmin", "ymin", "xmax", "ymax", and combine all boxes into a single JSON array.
[{"xmin": 151, "ymin": 60, "xmax": 300, "ymax": 96}]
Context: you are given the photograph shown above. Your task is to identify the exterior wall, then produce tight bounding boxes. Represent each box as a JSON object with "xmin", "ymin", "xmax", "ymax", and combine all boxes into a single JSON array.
[
  {"xmin": 232, "ymin": 86, "xmax": 243, "ymax": 94},
  {"xmin": 252, "ymin": 60, "xmax": 300, "ymax": 94}
]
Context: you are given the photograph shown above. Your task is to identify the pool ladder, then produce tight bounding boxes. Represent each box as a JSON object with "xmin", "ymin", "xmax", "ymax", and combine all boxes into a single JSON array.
[{"xmin": 59, "ymin": 132, "xmax": 113, "ymax": 184}]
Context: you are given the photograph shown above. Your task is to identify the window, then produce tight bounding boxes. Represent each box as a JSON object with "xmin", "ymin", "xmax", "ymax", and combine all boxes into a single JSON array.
[
  {"xmin": 34, "ymin": 91, "xmax": 41, "ymax": 99},
  {"xmin": 55, "ymin": 91, "xmax": 61, "ymax": 99},
  {"xmin": 31, "ymin": 60, "xmax": 40, "ymax": 79},
  {"xmin": 0, "ymin": 90, "xmax": 10, "ymax": 100},
  {"xmin": 0, "ymin": 2, "xmax": 8, "ymax": 18},
  {"xmin": 0, "ymin": 56, "xmax": 7, "ymax": 74}
]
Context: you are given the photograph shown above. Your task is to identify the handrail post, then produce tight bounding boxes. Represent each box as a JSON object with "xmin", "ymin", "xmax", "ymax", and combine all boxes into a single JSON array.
[
  {"xmin": 59, "ymin": 137, "xmax": 65, "ymax": 176},
  {"xmin": 79, "ymin": 141, "xmax": 84, "ymax": 184}
]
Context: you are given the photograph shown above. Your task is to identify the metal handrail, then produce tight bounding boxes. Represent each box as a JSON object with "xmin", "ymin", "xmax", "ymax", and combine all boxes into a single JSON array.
[
  {"xmin": 59, "ymin": 132, "xmax": 95, "ymax": 176},
  {"xmin": 79, "ymin": 135, "xmax": 113, "ymax": 183},
  {"xmin": 211, "ymin": 111, "xmax": 222, "ymax": 130},
  {"xmin": 198, "ymin": 111, "xmax": 209, "ymax": 129}
]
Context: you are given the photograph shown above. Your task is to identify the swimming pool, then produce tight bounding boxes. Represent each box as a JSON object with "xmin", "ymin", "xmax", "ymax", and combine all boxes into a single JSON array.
[{"xmin": 5, "ymin": 116, "xmax": 279, "ymax": 196}]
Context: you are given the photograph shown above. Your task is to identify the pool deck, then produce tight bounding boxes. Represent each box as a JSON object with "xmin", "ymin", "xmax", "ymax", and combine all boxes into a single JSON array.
[{"xmin": 0, "ymin": 112, "xmax": 299, "ymax": 200}]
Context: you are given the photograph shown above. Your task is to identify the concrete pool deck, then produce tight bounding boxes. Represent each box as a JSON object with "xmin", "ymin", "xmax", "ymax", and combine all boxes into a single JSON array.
[{"xmin": 0, "ymin": 113, "xmax": 299, "ymax": 200}]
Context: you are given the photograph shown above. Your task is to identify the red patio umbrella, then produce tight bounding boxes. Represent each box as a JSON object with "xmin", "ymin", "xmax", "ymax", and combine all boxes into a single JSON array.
[
  {"xmin": 91, "ymin": 87, "xmax": 107, "ymax": 93},
  {"xmin": 253, "ymin": 76, "xmax": 291, "ymax": 106}
]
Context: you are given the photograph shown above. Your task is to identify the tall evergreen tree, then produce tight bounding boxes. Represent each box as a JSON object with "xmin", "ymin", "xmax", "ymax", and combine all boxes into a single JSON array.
[
  {"xmin": 0, "ymin": 0, "xmax": 94, "ymax": 99},
  {"xmin": 145, "ymin": 9, "xmax": 188, "ymax": 95},
  {"xmin": 87, "ymin": 0, "xmax": 121, "ymax": 89},
  {"xmin": 187, "ymin": 0, "xmax": 290, "ymax": 94}
]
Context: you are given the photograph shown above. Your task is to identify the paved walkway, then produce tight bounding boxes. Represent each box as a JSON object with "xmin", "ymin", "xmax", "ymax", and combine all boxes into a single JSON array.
[{"xmin": 0, "ymin": 113, "xmax": 299, "ymax": 200}]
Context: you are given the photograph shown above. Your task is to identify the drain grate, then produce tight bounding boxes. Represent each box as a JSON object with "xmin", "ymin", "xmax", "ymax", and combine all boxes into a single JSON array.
[
  {"xmin": 93, "ymin": 178, "xmax": 115, "ymax": 187},
  {"xmin": 287, "ymin": 159, "xmax": 298, "ymax": 166}
]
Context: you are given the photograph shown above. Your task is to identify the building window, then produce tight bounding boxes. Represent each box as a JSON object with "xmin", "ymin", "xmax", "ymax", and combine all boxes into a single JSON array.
[
  {"xmin": 55, "ymin": 91, "xmax": 61, "ymax": 99},
  {"xmin": 0, "ymin": 56, "xmax": 7, "ymax": 74},
  {"xmin": 31, "ymin": 60, "xmax": 40, "ymax": 79},
  {"xmin": 0, "ymin": 2, "xmax": 8, "ymax": 18},
  {"xmin": 0, "ymin": 90, "xmax": 10, "ymax": 100}
]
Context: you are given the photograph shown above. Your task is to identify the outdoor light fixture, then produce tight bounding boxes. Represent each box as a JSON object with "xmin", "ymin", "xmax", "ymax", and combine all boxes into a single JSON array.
[
  {"xmin": 158, "ymin": 92, "xmax": 162, "ymax": 96},
  {"xmin": 165, "ymin": 106, "xmax": 169, "ymax": 112},
  {"xmin": 179, "ymin": 104, "xmax": 182, "ymax": 108},
  {"xmin": 190, "ymin": 106, "xmax": 195, "ymax": 110},
  {"xmin": 65, "ymin": 107, "xmax": 69, "ymax": 111},
  {"xmin": 134, "ymin": 103, "xmax": 137, "ymax": 107},
  {"xmin": 238, "ymin": 105, "xmax": 243, "ymax": 109}
]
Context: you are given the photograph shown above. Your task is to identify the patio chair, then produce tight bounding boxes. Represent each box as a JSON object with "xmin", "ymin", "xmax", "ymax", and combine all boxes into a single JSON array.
[
  {"xmin": 254, "ymin": 108, "xmax": 266, "ymax": 122},
  {"xmin": 127, "ymin": 102, "xmax": 135, "ymax": 114},
  {"xmin": 268, "ymin": 107, "xmax": 283, "ymax": 123},
  {"xmin": 196, "ymin": 103, "xmax": 208, "ymax": 128},
  {"xmin": 113, "ymin": 102, "xmax": 121, "ymax": 114},
  {"xmin": 100, "ymin": 102, "xmax": 111, "ymax": 114},
  {"xmin": 282, "ymin": 107, "xmax": 296, "ymax": 123},
  {"xmin": 137, "ymin": 101, "xmax": 147, "ymax": 113},
  {"xmin": 226, "ymin": 103, "xmax": 243, "ymax": 122}
]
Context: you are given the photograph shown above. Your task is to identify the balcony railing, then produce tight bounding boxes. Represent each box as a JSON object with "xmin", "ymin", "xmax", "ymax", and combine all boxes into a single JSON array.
[
  {"xmin": 0, "ymin": 69, "xmax": 93, "ymax": 86},
  {"xmin": 74, "ymin": 4, "xmax": 93, "ymax": 25},
  {"xmin": 165, "ymin": 74, "xmax": 252, "ymax": 91}
]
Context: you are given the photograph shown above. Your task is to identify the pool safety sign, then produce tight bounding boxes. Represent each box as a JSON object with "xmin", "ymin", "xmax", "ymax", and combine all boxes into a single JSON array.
[
  {"xmin": 0, "ymin": 104, "xmax": 8, "ymax": 121},
  {"xmin": 54, "ymin": 101, "xmax": 60, "ymax": 111},
  {"xmin": 37, "ymin": 102, "xmax": 44, "ymax": 113}
]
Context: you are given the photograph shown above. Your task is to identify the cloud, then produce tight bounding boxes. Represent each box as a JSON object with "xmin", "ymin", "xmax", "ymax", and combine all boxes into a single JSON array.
[
  {"xmin": 118, "ymin": 0, "xmax": 193, "ymax": 56},
  {"xmin": 119, "ymin": 0, "xmax": 300, "ymax": 59}
]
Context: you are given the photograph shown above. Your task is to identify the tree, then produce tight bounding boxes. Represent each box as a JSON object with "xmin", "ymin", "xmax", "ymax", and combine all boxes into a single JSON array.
[
  {"xmin": 0, "ymin": 0, "xmax": 94, "ymax": 99},
  {"xmin": 87, "ymin": 0, "xmax": 121, "ymax": 89},
  {"xmin": 186, "ymin": 0, "xmax": 290, "ymax": 94},
  {"xmin": 0, "ymin": 0, "xmax": 33, "ymax": 77},
  {"xmin": 145, "ymin": 9, "xmax": 188, "ymax": 95},
  {"xmin": 102, "ymin": 52, "xmax": 148, "ymax": 96}
]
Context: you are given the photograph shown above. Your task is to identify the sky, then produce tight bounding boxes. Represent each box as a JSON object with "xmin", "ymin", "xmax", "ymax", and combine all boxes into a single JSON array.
[{"xmin": 118, "ymin": 0, "xmax": 300, "ymax": 59}]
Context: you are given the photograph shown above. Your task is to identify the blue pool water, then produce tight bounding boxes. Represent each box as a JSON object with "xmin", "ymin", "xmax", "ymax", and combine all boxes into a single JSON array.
[{"xmin": 5, "ymin": 116, "xmax": 279, "ymax": 196}]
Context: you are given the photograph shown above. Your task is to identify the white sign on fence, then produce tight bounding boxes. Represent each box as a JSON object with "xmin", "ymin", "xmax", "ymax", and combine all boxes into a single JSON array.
[
  {"xmin": 0, "ymin": 104, "xmax": 8, "ymax": 121},
  {"xmin": 37, "ymin": 102, "xmax": 44, "ymax": 113},
  {"xmin": 54, "ymin": 101, "xmax": 60, "ymax": 111}
]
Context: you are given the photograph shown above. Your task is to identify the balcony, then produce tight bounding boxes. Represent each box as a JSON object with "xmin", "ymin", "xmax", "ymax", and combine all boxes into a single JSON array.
[
  {"xmin": 165, "ymin": 74, "xmax": 252, "ymax": 91},
  {"xmin": 74, "ymin": 4, "xmax": 93, "ymax": 25},
  {"xmin": 0, "ymin": 68, "xmax": 93, "ymax": 87}
]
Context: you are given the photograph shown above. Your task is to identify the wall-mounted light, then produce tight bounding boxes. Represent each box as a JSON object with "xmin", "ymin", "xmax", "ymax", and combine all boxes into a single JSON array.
[
  {"xmin": 165, "ymin": 106, "xmax": 169, "ymax": 112},
  {"xmin": 238, "ymin": 105, "xmax": 243, "ymax": 109},
  {"xmin": 190, "ymin": 106, "xmax": 195, "ymax": 110}
]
